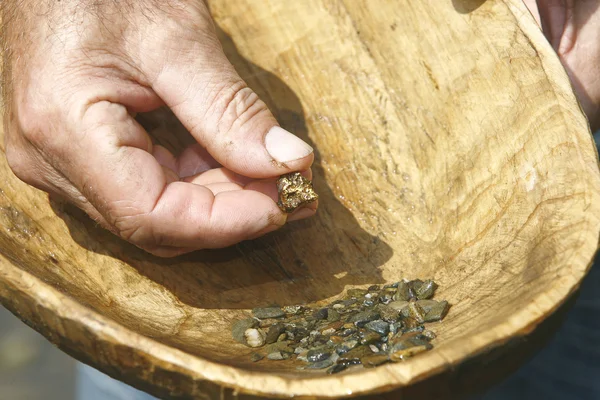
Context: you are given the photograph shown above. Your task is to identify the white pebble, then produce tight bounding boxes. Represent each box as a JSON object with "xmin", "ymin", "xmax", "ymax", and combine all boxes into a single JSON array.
[
  {"xmin": 369, "ymin": 344, "xmax": 380, "ymax": 353},
  {"xmin": 244, "ymin": 328, "xmax": 266, "ymax": 348}
]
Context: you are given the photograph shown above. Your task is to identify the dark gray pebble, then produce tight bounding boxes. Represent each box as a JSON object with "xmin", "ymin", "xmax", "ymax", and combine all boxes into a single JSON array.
[
  {"xmin": 365, "ymin": 320, "xmax": 390, "ymax": 336},
  {"xmin": 265, "ymin": 323, "xmax": 286, "ymax": 344},
  {"xmin": 312, "ymin": 308, "xmax": 329, "ymax": 320},
  {"xmin": 393, "ymin": 281, "xmax": 410, "ymax": 301},
  {"xmin": 231, "ymin": 318, "xmax": 258, "ymax": 345},
  {"xmin": 424, "ymin": 300, "xmax": 450, "ymax": 322},
  {"xmin": 327, "ymin": 363, "xmax": 348, "ymax": 374},
  {"xmin": 349, "ymin": 310, "xmax": 380, "ymax": 327},
  {"xmin": 307, "ymin": 348, "xmax": 332, "ymax": 362},
  {"xmin": 416, "ymin": 280, "xmax": 438, "ymax": 300},
  {"xmin": 326, "ymin": 308, "xmax": 341, "ymax": 322}
]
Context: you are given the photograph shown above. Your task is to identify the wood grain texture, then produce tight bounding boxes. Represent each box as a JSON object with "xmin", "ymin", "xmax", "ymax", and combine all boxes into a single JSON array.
[{"xmin": 1, "ymin": 0, "xmax": 600, "ymax": 398}]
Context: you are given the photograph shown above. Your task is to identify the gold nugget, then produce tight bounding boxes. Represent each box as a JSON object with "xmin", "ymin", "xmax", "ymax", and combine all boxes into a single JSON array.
[{"xmin": 276, "ymin": 172, "xmax": 318, "ymax": 213}]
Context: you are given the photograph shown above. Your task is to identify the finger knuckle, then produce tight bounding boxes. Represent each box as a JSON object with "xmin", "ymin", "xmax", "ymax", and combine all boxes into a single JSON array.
[{"xmin": 210, "ymin": 81, "xmax": 273, "ymax": 137}]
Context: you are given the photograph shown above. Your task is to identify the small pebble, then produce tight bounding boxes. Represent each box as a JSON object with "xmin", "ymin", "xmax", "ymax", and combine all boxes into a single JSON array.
[
  {"xmin": 349, "ymin": 310, "xmax": 380, "ymax": 327},
  {"xmin": 244, "ymin": 328, "xmax": 266, "ymax": 348},
  {"xmin": 369, "ymin": 344, "xmax": 379, "ymax": 353},
  {"xmin": 322, "ymin": 328, "xmax": 336, "ymax": 336},
  {"xmin": 416, "ymin": 280, "xmax": 438, "ymax": 299},
  {"xmin": 337, "ymin": 359, "xmax": 362, "ymax": 367},
  {"xmin": 389, "ymin": 322, "xmax": 402, "ymax": 335},
  {"xmin": 365, "ymin": 320, "xmax": 390, "ymax": 336},
  {"xmin": 388, "ymin": 300, "xmax": 409, "ymax": 312},
  {"xmin": 368, "ymin": 285, "xmax": 380, "ymax": 291},
  {"xmin": 339, "ymin": 327, "xmax": 357, "ymax": 337},
  {"xmin": 388, "ymin": 332, "xmax": 432, "ymax": 354},
  {"xmin": 389, "ymin": 345, "xmax": 430, "ymax": 361},
  {"xmin": 329, "ymin": 352, "xmax": 339, "ymax": 363},
  {"xmin": 327, "ymin": 308, "xmax": 341, "ymax": 322},
  {"xmin": 312, "ymin": 308, "xmax": 328, "ymax": 320},
  {"xmin": 283, "ymin": 305, "xmax": 304, "ymax": 315},
  {"xmin": 407, "ymin": 300, "xmax": 426, "ymax": 324},
  {"xmin": 378, "ymin": 304, "xmax": 401, "ymax": 322},
  {"xmin": 231, "ymin": 318, "xmax": 258, "ymax": 345},
  {"xmin": 250, "ymin": 352, "xmax": 264, "ymax": 362},
  {"xmin": 361, "ymin": 354, "xmax": 390, "ymax": 368},
  {"xmin": 307, "ymin": 348, "xmax": 332, "ymax": 363},
  {"xmin": 424, "ymin": 300, "xmax": 450, "ymax": 322},
  {"xmin": 328, "ymin": 336, "xmax": 344, "ymax": 345},
  {"xmin": 332, "ymin": 303, "xmax": 345, "ymax": 310},
  {"xmin": 327, "ymin": 363, "xmax": 348, "ymax": 374},
  {"xmin": 263, "ymin": 341, "xmax": 293, "ymax": 354},
  {"xmin": 408, "ymin": 279, "xmax": 424, "ymax": 292},
  {"xmin": 393, "ymin": 281, "xmax": 410, "ymax": 301},
  {"xmin": 342, "ymin": 298, "xmax": 358, "ymax": 306},
  {"xmin": 321, "ymin": 321, "xmax": 344, "ymax": 333},
  {"xmin": 415, "ymin": 299, "xmax": 439, "ymax": 312},
  {"xmin": 336, "ymin": 339, "xmax": 359, "ymax": 354},
  {"xmin": 267, "ymin": 351, "xmax": 290, "ymax": 360},
  {"xmin": 359, "ymin": 330, "xmax": 382, "ymax": 345},
  {"xmin": 265, "ymin": 323, "xmax": 286, "ymax": 344},
  {"xmin": 338, "ymin": 345, "xmax": 374, "ymax": 363},
  {"xmin": 297, "ymin": 350, "xmax": 309, "ymax": 362}
]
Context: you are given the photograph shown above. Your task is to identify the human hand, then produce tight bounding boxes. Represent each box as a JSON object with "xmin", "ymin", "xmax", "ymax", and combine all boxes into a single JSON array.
[
  {"xmin": 1, "ymin": 1, "xmax": 316, "ymax": 257},
  {"xmin": 524, "ymin": 0, "xmax": 600, "ymax": 131}
]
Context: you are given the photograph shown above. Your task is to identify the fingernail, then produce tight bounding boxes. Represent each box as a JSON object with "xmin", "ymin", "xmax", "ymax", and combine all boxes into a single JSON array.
[
  {"xmin": 287, "ymin": 206, "xmax": 316, "ymax": 222},
  {"xmin": 265, "ymin": 126, "xmax": 313, "ymax": 163}
]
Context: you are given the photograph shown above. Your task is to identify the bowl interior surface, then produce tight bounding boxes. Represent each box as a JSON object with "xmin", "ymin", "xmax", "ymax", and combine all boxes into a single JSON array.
[{"xmin": 1, "ymin": 0, "xmax": 600, "ymax": 397}]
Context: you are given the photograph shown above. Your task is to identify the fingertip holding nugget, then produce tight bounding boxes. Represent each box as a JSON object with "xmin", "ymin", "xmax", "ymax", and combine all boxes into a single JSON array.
[{"xmin": 276, "ymin": 172, "xmax": 319, "ymax": 213}]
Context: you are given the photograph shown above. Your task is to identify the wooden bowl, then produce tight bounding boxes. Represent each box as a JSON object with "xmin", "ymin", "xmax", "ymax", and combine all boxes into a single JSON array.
[{"xmin": 1, "ymin": 0, "xmax": 600, "ymax": 398}]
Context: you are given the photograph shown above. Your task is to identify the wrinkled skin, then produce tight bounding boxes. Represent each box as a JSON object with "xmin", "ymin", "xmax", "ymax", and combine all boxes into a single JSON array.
[{"xmin": 1, "ymin": 1, "xmax": 317, "ymax": 257}]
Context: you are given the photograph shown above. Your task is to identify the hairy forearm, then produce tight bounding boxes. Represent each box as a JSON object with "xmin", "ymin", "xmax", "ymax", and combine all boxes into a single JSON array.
[{"xmin": 1, "ymin": 0, "xmax": 55, "ymax": 107}]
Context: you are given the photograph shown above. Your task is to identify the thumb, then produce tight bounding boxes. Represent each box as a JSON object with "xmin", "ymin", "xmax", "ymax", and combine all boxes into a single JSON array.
[{"xmin": 151, "ymin": 30, "xmax": 313, "ymax": 178}]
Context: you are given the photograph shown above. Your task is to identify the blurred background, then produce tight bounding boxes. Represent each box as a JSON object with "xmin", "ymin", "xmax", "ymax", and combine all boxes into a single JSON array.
[{"xmin": 0, "ymin": 306, "xmax": 74, "ymax": 400}]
